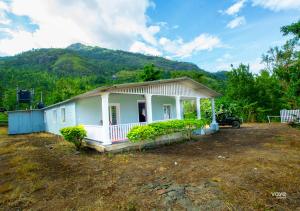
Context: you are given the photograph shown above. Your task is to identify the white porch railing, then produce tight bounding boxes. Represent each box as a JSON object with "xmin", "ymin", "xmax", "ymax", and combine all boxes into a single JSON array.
[
  {"xmin": 109, "ymin": 122, "xmax": 147, "ymax": 142},
  {"xmin": 84, "ymin": 120, "xmax": 178, "ymax": 144}
]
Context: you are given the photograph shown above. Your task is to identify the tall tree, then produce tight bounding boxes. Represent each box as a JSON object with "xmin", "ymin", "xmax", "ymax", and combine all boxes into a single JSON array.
[
  {"xmin": 263, "ymin": 20, "xmax": 300, "ymax": 108},
  {"xmin": 140, "ymin": 64, "xmax": 162, "ymax": 82},
  {"xmin": 281, "ymin": 20, "xmax": 300, "ymax": 39}
]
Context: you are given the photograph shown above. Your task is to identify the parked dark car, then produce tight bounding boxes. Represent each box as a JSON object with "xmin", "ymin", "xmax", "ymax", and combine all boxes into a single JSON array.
[{"xmin": 217, "ymin": 112, "xmax": 242, "ymax": 128}]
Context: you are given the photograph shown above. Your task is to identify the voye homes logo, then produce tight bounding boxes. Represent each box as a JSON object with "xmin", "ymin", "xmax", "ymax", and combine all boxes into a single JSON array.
[{"xmin": 271, "ymin": 192, "xmax": 287, "ymax": 199}]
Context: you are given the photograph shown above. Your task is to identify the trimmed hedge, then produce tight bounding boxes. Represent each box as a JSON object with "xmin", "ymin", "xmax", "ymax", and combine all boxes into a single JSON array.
[
  {"xmin": 127, "ymin": 119, "xmax": 207, "ymax": 143},
  {"xmin": 60, "ymin": 125, "xmax": 87, "ymax": 150}
]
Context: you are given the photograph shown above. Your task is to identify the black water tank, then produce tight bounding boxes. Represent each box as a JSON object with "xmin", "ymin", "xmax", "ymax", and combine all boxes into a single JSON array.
[
  {"xmin": 37, "ymin": 102, "xmax": 45, "ymax": 109},
  {"xmin": 18, "ymin": 90, "xmax": 31, "ymax": 103}
]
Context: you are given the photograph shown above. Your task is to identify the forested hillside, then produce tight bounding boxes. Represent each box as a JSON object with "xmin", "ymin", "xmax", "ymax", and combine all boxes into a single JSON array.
[{"xmin": 0, "ymin": 43, "xmax": 224, "ymax": 110}]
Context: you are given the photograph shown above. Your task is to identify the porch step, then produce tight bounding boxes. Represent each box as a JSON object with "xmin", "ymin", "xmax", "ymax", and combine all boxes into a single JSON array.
[
  {"xmin": 85, "ymin": 128, "xmax": 217, "ymax": 154},
  {"xmin": 84, "ymin": 139, "xmax": 105, "ymax": 152}
]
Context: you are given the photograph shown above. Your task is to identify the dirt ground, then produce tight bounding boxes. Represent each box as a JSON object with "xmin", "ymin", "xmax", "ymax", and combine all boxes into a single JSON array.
[{"xmin": 0, "ymin": 123, "xmax": 299, "ymax": 210}]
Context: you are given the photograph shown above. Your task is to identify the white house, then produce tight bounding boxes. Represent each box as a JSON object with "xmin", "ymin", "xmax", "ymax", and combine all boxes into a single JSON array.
[{"xmin": 43, "ymin": 77, "xmax": 221, "ymax": 145}]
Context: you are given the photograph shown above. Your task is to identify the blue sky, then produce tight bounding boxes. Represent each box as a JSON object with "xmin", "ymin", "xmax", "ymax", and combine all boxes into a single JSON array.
[{"xmin": 0, "ymin": 0, "xmax": 299, "ymax": 73}]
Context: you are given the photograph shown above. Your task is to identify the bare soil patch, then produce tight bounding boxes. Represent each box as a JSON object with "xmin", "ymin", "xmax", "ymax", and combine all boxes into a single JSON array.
[{"xmin": 0, "ymin": 124, "xmax": 299, "ymax": 210}]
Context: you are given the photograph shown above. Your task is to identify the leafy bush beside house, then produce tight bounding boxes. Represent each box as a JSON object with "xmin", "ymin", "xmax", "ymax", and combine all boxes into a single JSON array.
[
  {"xmin": 0, "ymin": 113, "xmax": 8, "ymax": 126},
  {"xmin": 127, "ymin": 119, "xmax": 207, "ymax": 143},
  {"xmin": 60, "ymin": 125, "xmax": 87, "ymax": 150}
]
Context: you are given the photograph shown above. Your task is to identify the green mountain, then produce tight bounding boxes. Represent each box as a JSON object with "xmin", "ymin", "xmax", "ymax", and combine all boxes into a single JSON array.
[
  {"xmin": 0, "ymin": 43, "xmax": 201, "ymax": 77},
  {"xmin": 0, "ymin": 43, "xmax": 225, "ymax": 110}
]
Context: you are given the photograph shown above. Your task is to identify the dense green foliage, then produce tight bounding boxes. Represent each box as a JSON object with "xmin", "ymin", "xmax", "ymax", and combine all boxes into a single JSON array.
[
  {"xmin": 139, "ymin": 64, "xmax": 162, "ymax": 81},
  {"xmin": 0, "ymin": 112, "xmax": 8, "ymax": 126},
  {"xmin": 1, "ymin": 21, "xmax": 299, "ymax": 123},
  {"xmin": 60, "ymin": 125, "xmax": 87, "ymax": 150},
  {"xmin": 0, "ymin": 113, "xmax": 7, "ymax": 121},
  {"xmin": 281, "ymin": 21, "xmax": 300, "ymax": 39},
  {"xmin": 217, "ymin": 20, "xmax": 300, "ymax": 122},
  {"xmin": 0, "ymin": 43, "xmax": 222, "ymax": 110},
  {"xmin": 127, "ymin": 119, "xmax": 207, "ymax": 142}
]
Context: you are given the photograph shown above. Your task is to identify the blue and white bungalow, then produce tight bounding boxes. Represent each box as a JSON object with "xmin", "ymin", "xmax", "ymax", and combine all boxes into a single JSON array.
[{"xmin": 43, "ymin": 77, "xmax": 220, "ymax": 145}]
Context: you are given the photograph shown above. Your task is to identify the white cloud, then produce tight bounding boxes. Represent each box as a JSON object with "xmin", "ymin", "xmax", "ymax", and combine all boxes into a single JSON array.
[
  {"xmin": 226, "ymin": 16, "xmax": 246, "ymax": 29},
  {"xmin": 0, "ymin": 1, "xmax": 10, "ymax": 25},
  {"xmin": 252, "ymin": 0, "xmax": 300, "ymax": 11},
  {"xmin": 249, "ymin": 58, "xmax": 265, "ymax": 73},
  {"xmin": 159, "ymin": 34, "xmax": 221, "ymax": 58},
  {"xmin": 0, "ymin": 1, "xmax": 9, "ymax": 10},
  {"xmin": 225, "ymin": 0, "xmax": 246, "ymax": 15},
  {"xmin": 0, "ymin": 0, "xmax": 222, "ymax": 58},
  {"xmin": 216, "ymin": 53, "xmax": 232, "ymax": 62},
  {"xmin": 0, "ymin": 12, "xmax": 10, "ymax": 25},
  {"xmin": 0, "ymin": 0, "xmax": 160, "ymax": 55},
  {"xmin": 215, "ymin": 56, "xmax": 266, "ymax": 73},
  {"xmin": 129, "ymin": 41, "xmax": 162, "ymax": 56}
]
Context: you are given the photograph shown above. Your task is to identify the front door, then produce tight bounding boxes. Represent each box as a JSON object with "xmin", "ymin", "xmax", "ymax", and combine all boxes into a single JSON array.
[{"xmin": 138, "ymin": 102, "xmax": 147, "ymax": 122}]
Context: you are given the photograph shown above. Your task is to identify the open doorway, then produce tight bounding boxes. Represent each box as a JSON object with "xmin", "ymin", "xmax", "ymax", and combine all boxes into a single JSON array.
[{"xmin": 138, "ymin": 101, "xmax": 147, "ymax": 122}]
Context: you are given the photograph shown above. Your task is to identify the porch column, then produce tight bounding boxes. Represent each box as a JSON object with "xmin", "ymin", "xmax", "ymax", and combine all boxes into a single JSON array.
[
  {"xmin": 175, "ymin": 96, "xmax": 182, "ymax": 120},
  {"xmin": 145, "ymin": 94, "xmax": 153, "ymax": 123},
  {"xmin": 101, "ymin": 92, "xmax": 111, "ymax": 145},
  {"xmin": 211, "ymin": 98, "xmax": 216, "ymax": 123},
  {"xmin": 180, "ymin": 99, "xmax": 184, "ymax": 119},
  {"xmin": 196, "ymin": 97, "xmax": 201, "ymax": 119},
  {"xmin": 210, "ymin": 98, "xmax": 219, "ymax": 131}
]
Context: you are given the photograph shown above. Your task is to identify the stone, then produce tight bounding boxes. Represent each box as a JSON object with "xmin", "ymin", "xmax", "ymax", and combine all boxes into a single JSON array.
[{"xmin": 157, "ymin": 189, "xmax": 167, "ymax": 195}]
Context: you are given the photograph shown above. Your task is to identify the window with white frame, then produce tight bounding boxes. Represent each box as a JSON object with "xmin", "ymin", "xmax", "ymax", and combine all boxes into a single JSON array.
[
  {"xmin": 53, "ymin": 109, "xmax": 57, "ymax": 123},
  {"xmin": 163, "ymin": 104, "xmax": 171, "ymax": 120},
  {"xmin": 109, "ymin": 104, "xmax": 120, "ymax": 125},
  {"xmin": 61, "ymin": 107, "xmax": 66, "ymax": 122}
]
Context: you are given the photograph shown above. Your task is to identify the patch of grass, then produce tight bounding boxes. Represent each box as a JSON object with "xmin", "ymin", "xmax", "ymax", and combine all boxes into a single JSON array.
[
  {"xmin": 0, "ymin": 126, "xmax": 7, "ymax": 135},
  {"xmin": 15, "ymin": 161, "xmax": 41, "ymax": 181},
  {"xmin": 9, "ymin": 155, "xmax": 23, "ymax": 167},
  {"xmin": 274, "ymin": 136, "xmax": 286, "ymax": 142},
  {"xmin": 52, "ymin": 137, "xmax": 75, "ymax": 153},
  {"xmin": 1, "ymin": 123, "xmax": 300, "ymax": 210},
  {"xmin": 30, "ymin": 180, "xmax": 47, "ymax": 193},
  {"xmin": 211, "ymin": 177, "xmax": 222, "ymax": 183},
  {"xmin": 290, "ymin": 140, "xmax": 300, "ymax": 148},
  {"xmin": 113, "ymin": 154, "xmax": 130, "ymax": 164},
  {"xmin": 0, "ymin": 183, "xmax": 13, "ymax": 194},
  {"xmin": 0, "ymin": 146, "xmax": 14, "ymax": 155}
]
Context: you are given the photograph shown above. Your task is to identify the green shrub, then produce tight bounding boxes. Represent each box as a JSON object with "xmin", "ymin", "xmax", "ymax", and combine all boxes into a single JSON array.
[
  {"xmin": 127, "ymin": 119, "xmax": 207, "ymax": 143},
  {"xmin": 60, "ymin": 125, "xmax": 87, "ymax": 150},
  {"xmin": 126, "ymin": 125, "xmax": 157, "ymax": 143}
]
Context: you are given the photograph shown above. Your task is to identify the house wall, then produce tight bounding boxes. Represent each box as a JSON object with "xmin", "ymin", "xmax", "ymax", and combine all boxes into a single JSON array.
[
  {"xmin": 109, "ymin": 94, "xmax": 176, "ymax": 123},
  {"xmin": 109, "ymin": 93, "xmax": 145, "ymax": 124},
  {"xmin": 43, "ymin": 93, "xmax": 177, "ymax": 135},
  {"xmin": 152, "ymin": 95, "xmax": 176, "ymax": 121},
  {"xmin": 76, "ymin": 96, "xmax": 102, "ymax": 125},
  {"xmin": 44, "ymin": 102, "xmax": 76, "ymax": 134}
]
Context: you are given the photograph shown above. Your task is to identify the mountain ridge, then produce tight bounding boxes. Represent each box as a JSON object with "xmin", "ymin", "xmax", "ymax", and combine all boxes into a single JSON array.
[
  {"xmin": 0, "ymin": 43, "xmax": 226, "ymax": 110},
  {"xmin": 0, "ymin": 43, "xmax": 204, "ymax": 75}
]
